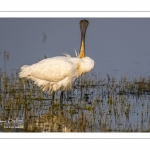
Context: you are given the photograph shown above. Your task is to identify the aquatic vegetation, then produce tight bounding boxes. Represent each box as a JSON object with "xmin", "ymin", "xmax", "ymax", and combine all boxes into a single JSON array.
[{"xmin": 0, "ymin": 71, "xmax": 150, "ymax": 132}]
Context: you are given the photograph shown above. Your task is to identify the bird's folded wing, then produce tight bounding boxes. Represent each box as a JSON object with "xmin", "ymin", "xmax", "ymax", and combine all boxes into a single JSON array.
[{"xmin": 28, "ymin": 58, "xmax": 75, "ymax": 82}]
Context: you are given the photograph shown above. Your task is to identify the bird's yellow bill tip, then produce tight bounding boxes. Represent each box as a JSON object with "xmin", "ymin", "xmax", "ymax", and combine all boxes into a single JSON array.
[{"xmin": 79, "ymin": 40, "xmax": 85, "ymax": 58}]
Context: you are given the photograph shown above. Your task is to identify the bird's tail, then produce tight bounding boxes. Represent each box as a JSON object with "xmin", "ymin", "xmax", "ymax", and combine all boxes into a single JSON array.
[
  {"xmin": 19, "ymin": 65, "xmax": 56, "ymax": 93},
  {"xmin": 19, "ymin": 65, "xmax": 52, "ymax": 92},
  {"xmin": 19, "ymin": 65, "xmax": 32, "ymax": 78}
]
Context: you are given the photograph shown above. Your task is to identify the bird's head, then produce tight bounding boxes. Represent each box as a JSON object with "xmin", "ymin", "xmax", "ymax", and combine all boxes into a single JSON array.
[{"xmin": 81, "ymin": 56, "xmax": 95, "ymax": 73}]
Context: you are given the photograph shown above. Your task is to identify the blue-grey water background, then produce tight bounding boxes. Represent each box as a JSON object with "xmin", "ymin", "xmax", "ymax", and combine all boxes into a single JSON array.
[
  {"xmin": 0, "ymin": 18, "xmax": 150, "ymax": 132},
  {"xmin": 0, "ymin": 18, "xmax": 150, "ymax": 78}
]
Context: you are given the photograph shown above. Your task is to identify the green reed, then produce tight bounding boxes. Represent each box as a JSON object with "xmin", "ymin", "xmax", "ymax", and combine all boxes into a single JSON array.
[{"xmin": 0, "ymin": 71, "xmax": 150, "ymax": 132}]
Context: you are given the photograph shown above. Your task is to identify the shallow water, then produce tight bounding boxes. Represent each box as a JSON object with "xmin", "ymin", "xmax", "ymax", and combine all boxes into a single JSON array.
[{"xmin": 0, "ymin": 73, "xmax": 150, "ymax": 132}]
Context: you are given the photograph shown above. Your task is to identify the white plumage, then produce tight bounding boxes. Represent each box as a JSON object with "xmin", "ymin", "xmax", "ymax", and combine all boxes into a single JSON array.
[
  {"xmin": 19, "ymin": 20, "xmax": 94, "ymax": 93},
  {"xmin": 19, "ymin": 55, "xmax": 94, "ymax": 92}
]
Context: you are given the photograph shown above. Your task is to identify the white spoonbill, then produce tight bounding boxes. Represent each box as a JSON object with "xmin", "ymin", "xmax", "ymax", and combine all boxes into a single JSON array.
[{"xmin": 19, "ymin": 20, "xmax": 94, "ymax": 100}]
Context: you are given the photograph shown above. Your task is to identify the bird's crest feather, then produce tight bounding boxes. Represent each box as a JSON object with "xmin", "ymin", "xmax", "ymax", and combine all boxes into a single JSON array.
[
  {"xmin": 62, "ymin": 52, "xmax": 71, "ymax": 57},
  {"xmin": 74, "ymin": 48, "xmax": 79, "ymax": 58}
]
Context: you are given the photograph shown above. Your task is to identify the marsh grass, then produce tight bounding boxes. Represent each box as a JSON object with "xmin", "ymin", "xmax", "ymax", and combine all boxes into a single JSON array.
[{"xmin": 0, "ymin": 71, "xmax": 150, "ymax": 132}]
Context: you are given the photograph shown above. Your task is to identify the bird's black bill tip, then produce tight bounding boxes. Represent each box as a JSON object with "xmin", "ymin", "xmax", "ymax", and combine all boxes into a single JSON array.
[
  {"xmin": 79, "ymin": 20, "xmax": 89, "ymax": 33},
  {"xmin": 79, "ymin": 20, "xmax": 89, "ymax": 26}
]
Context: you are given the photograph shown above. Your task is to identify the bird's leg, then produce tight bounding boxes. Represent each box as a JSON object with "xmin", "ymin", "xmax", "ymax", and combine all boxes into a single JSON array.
[
  {"xmin": 51, "ymin": 92, "xmax": 55, "ymax": 105},
  {"xmin": 52, "ymin": 92, "xmax": 55, "ymax": 101},
  {"xmin": 60, "ymin": 91, "xmax": 63, "ymax": 103}
]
